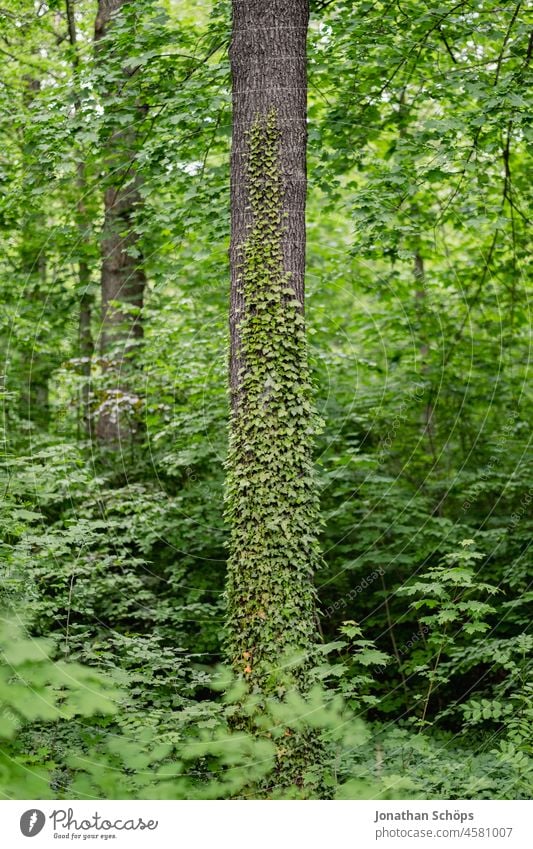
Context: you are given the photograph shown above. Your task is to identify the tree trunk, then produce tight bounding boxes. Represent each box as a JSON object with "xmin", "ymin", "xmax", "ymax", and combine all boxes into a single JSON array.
[
  {"xmin": 66, "ymin": 0, "xmax": 95, "ymax": 438},
  {"xmin": 19, "ymin": 76, "xmax": 51, "ymax": 429},
  {"xmin": 94, "ymin": 0, "xmax": 145, "ymax": 444},
  {"xmin": 79, "ymin": 284, "xmax": 94, "ymax": 437},
  {"xmin": 229, "ymin": 0, "xmax": 308, "ymax": 399},
  {"xmin": 414, "ymin": 251, "xmax": 436, "ymax": 459},
  {"xmin": 19, "ymin": 240, "xmax": 50, "ymax": 429},
  {"xmin": 226, "ymin": 0, "xmax": 323, "ymax": 790}
]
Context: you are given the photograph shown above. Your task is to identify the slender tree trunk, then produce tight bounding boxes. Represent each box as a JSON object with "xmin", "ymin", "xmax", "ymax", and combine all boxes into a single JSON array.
[
  {"xmin": 66, "ymin": 0, "xmax": 94, "ymax": 438},
  {"xmin": 19, "ymin": 76, "xmax": 51, "ymax": 429},
  {"xmin": 226, "ymin": 0, "xmax": 323, "ymax": 790},
  {"xmin": 20, "ymin": 238, "xmax": 50, "ymax": 428},
  {"xmin": 400, "ymin": 85, "xmax": 437, "ymax": 468},
  {"xmin": 414, "ymin": 251, "xmax": 436, "ymax": 459},
  {"xmin": 94, "ymin": 0, "xmax": 145, "ymax": 444},
  {"xmin": 79, "ymin": 284, "xmax": 94, "ymax": 437}
]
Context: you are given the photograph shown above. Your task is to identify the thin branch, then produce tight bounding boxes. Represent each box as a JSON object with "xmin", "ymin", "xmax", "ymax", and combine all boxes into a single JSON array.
[
  {"xmin": 494, "ymin": 1, "xmax": 522, "ymax": 85},
  {"xmin": 437, "ymin": 25, "xmax": 458, "ymax": 63}
]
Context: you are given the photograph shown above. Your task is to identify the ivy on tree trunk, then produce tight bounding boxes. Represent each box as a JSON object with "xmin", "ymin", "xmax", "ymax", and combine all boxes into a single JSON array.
[{"xmin": 226, "ymin": 0, "xmax": 324, "ymax": 790}]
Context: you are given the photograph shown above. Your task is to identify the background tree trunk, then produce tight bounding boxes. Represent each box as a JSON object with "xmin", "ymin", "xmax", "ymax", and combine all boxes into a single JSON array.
[
  {"xmin": 414, "ymin": 251, "xmax": 437, "ymax": 460},
  {"xmin": 19, "ymin": 76, "xmax": 51, "ymax": 429},
  {"xmin": 94, "ymin": 0, "xmax": 145, "ymax": 444},
  {"xmin": 78, "ymin": 285, "xmax": 94, "ymax": 437},
  {"xmin": 66, "ymin": 0, "xmax": 94, "ymax": 438}
]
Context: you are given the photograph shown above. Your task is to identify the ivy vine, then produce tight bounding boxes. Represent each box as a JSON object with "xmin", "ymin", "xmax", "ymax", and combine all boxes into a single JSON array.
[{"xmin": 225, "ymin": 111, "xmax": 323, "ymax": 695}]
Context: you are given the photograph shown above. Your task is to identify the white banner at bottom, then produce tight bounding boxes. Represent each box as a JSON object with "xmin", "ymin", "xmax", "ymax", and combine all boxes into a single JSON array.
[{"xmin": 1, "ymin": 800, "xmax": 531, "ymax": 848}]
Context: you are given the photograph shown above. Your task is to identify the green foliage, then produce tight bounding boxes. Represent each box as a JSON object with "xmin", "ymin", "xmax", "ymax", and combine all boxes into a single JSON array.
[
  {"xmin": 0, "ymin": 614, "xmax": 120, "ymax": 798},
  {"xmin": 0, "ymin": 0, "xmax": 531, "ymax": 803},
  {"xmin": 345, "ymin": 725, "xmax": 532, "ymax": 800}
]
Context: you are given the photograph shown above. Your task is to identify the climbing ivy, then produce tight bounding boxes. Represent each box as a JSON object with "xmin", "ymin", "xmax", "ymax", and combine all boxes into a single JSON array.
[
  {"xmin": 224, "ymin": 112, "xmax": 327, "ymax": 791},
  {"xmin": 225, "ymin": 112, "xmax": 323, "ymax": 692}
]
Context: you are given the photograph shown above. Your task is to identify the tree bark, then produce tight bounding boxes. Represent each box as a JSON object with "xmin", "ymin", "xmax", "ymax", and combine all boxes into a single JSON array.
[
  {"xmin": 19, "ymin": 76, "xmax": 51, "ymax": 429},
  {"xmin": 414, "ymin": 251, "xmax": 436, "ymax": 459},
  {"xmin": 229, "ymin": 0, "xmax": 308, "ymax": 404},
  {"xmin": 19, "ymin": 236, "xmax": 50, "ymax": 429},
  {"xmin": 78, "ymin": 284, "xmax": 94, "ymax": 437},
  {"xmin": 94, "ymin": 0, "xmax": 145, "ymax": 444},
  {"xmin": 226, "ymin": 0, "xmax": 324, "ymax": 790},
  {"xmin": 66, "ymin": 0, "xmax": 95, "ymax": 438}
]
